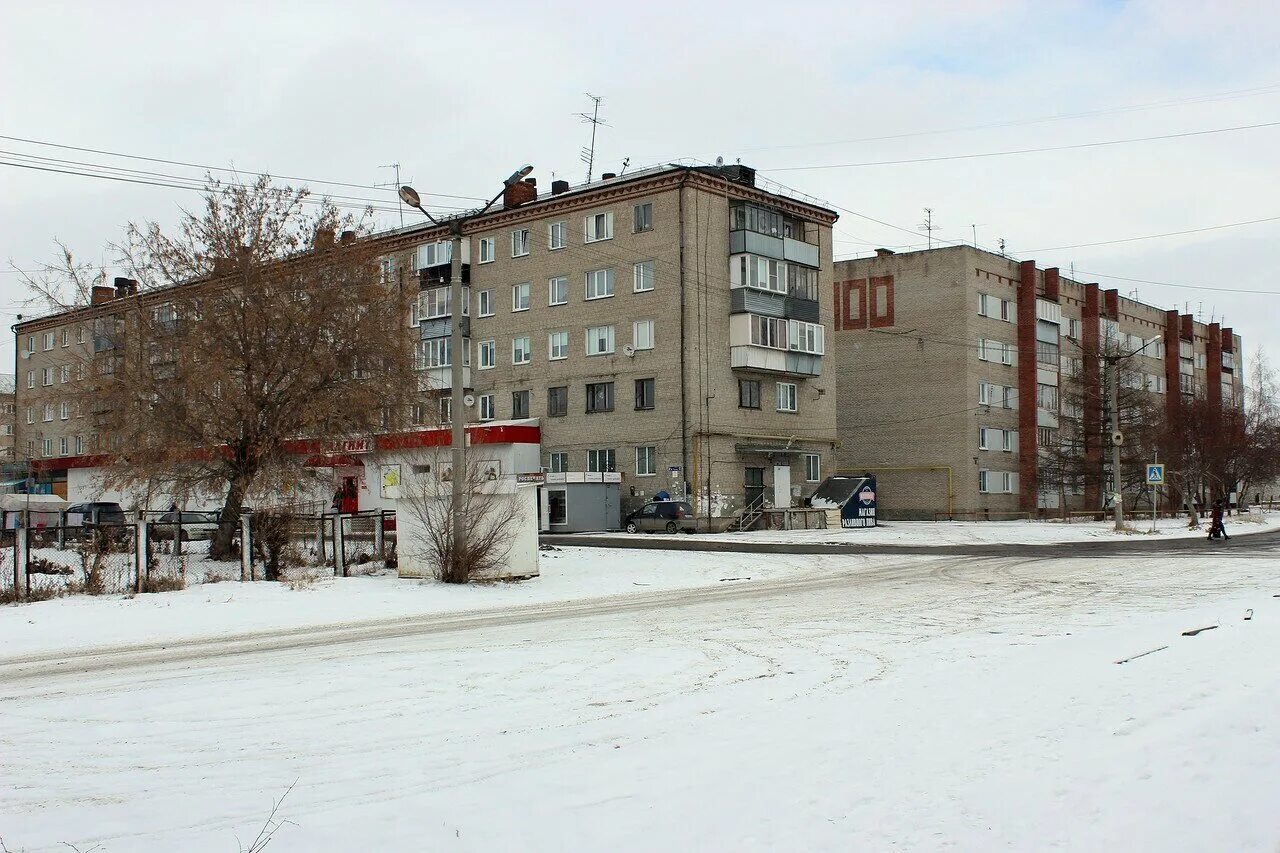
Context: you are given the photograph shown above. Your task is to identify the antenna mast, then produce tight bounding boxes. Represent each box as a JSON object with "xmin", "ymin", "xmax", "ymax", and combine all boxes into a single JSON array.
[
  {"xmin": 377, "ymin": 163, "xmax": 409, "ymax": 227},
  {"xmin": 578, "ymin": 93, "xmax": 605, "ymax": 183},
  {"xmin": 918, "ymin": 208, "xmax": 939, "ymax": 250}
]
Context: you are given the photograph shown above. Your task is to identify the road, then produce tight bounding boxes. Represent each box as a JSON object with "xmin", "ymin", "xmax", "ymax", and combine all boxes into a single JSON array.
[{"xmin": 2, "ymin": 546, "xmax": 1278, "ymax": 851}]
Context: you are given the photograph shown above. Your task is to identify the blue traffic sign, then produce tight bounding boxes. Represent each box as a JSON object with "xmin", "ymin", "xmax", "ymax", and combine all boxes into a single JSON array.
[{"xmin": 1146, "ymin": 464, "xmax": 1165, "ymax": 485}]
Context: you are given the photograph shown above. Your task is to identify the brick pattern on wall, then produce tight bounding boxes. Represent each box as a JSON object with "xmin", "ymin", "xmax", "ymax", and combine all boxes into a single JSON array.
[
  {"xmin": 834, "ymin": 276, "xmax": 894, "ymax": 331},
  {"xmin": 1016, "ymin": 261, "xmax": 1038, "ymax": 512}
]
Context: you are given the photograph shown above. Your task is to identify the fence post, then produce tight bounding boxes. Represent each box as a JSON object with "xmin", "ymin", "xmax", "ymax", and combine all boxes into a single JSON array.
[
  {"xmin": 57, "ymin": 510, "xmax": 66, "ymax": 550},
  {"xmin": 374, "ymin": 510, "xmax": 385, "ymax": 559},
  {"xmin": 315, "ymin": 516, "xmax": 325, "ymax": 565},
  {"xmin": 240, "ymin": 513, "xmax": 252, "ymax": 581},
  {"xmin": 134, "ymin": 515, "xmax": 148, "ymax": 594},
  {"xmin": 15, "ymin": 526, "xmax": 28, "ymax": 600},
  {"xmin": 334, "ymin": 514, "xmax": 346, "ymax": 578}
]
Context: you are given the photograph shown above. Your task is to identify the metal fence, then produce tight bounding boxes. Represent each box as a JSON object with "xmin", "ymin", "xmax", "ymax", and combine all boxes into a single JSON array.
[
  {"xmin": 245, "ymin": 509, "xmax": 396, "ymax": 580},
  {"xmin": 25, "ymin": 525, "xmax": 138, "ymax": 597}
]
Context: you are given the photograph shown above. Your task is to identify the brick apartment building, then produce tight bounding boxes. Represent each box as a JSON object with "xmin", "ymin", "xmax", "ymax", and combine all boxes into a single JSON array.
[
  {"xmin": 831, "ymin": 245, "xmax": 1243, "ymax": 519},
  {"xmin": 13, "ymin": 164, "xmax": 839, "ymax": 528},
  {"xmin": 0, "ymin": 374, "xmax": 15, "ymax": 466}
]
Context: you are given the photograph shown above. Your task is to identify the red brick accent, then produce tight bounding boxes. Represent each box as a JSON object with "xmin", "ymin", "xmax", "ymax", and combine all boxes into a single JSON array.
[
  {"xmin": 1043, "ymin": 267, "xmax": 1060, "ymax": 301},
  {"xmin": 867, "ymin": 275, "xmax": 895, "ymax": 328},
  {"xmin": 1162, "ymin": 310, "xmax": 1183, "ymax": 510},
  {"xmin": 1103, "ymin": 289, "xmax": 1119, "ymax": 319},
  {"xmin": 1206, "ymin": 323, "xmax": 1223, "ymax": 418},
  {"xmin": 502, "ymin": 178, "xmax": 537, "ymax": 209},
  {"xmin": 1180, "ymin": 314, "xmax": 1194, "ymax": 340},
  {"xmin": 1221, "ymin": 327, "xmax": 1234, "ymax": 352},
  {"xmin": 1082, "ymin": 285, "xmax": 1102, "ymax": 509},
  {"xmin": 1017, "ymin": 261, "xmax": 1039, "ymax": 513},
  {"xmin": 835, "ymin": 279, "xmax": 868, "ymax": 331}
]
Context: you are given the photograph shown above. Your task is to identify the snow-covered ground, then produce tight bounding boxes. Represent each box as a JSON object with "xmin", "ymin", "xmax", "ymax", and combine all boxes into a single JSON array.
[
  {"xmin": 2, "ymin": 545, "xmax": 1278, "ymax": 851},
  {"xmin": 594, "ymin": 510, "xmax": 1280, "ymax": 546}
]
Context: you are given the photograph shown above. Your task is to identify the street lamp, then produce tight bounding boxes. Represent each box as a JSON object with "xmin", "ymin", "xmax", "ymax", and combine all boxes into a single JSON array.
[
  {"xmin": 1105, "ymin": 334, "xmax": 1162, "ymax": 532},
  {"xmin": 399, "ymin": 165, "xmax": 533, "ymax": 582}
]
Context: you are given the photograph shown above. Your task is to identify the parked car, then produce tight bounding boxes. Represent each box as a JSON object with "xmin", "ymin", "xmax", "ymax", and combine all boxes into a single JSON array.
[
  {"xmin": 65, "ymin": 502, "xmax": 127, "ymax": 529},
  {"xmin": 151, "ymin": 511, "xmax": 221, "ymax": 541},
  {"xmin": 623, "ymin": 501, "xmax": 697, "ymax": 534}
]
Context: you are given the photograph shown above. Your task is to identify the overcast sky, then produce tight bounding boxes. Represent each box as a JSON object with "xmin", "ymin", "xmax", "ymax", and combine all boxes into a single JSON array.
[{"xmin": 3, "ymin": 0, "xmax": 1278, "ymax": 375}]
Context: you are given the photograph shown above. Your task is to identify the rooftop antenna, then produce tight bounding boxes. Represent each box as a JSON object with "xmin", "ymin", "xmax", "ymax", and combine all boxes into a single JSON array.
[
  {"xmin": 998, "ymin": 237, "xmax": 1007, "ymax": 257},
  {"xmin": 577, "ymin": 93, "xmax": 607, "ymax": 183},
  {"xmin": 619, "ymin": 157, "xmax": 631, "ymax": 175},
  {"xmin": 376, "ymin": 163, "xmax": 410, "ymax": 227},
  {"xmin": 918, "ymin": 208, "xmax": 939, "ymax": 249},
  {"xmin": 970, "ymin": 223, "xmax": 987, "ymax": 249}
]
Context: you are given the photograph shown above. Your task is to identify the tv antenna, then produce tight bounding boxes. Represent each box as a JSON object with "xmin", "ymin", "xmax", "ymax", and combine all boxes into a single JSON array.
[
  {"xmin": 969, "ymin": 223, "xmax": 987, "ymax": 249},
  {"xmin": 376, "ymin": 163, "xmax": 411, "ymax": 227},
  {"xmin": 998, "ymin": 237, "xmax": 1007, "ymax": 256},
  {"xmin": 918, "ymin": 208, "xmax": 939, "ymax": 249},
  {"xmin": 577, "ymin": 93, "xmax": 607, "ymax": 183}
]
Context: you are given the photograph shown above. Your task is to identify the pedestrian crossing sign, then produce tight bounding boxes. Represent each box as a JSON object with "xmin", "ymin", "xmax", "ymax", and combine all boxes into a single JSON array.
[{"xmin": 1146, "ymin": 464, "xmax": 1165, "ymax": 485}]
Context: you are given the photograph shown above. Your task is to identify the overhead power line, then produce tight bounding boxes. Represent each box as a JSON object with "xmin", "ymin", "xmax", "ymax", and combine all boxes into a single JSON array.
[
  {"xmin": 0, "ymin": 133, "xmax": 485, "ymax": 201},
  {"xmin": 1070, "ymin": 269, "xmax": 1280, "ymax": 296},
  {"xmin": 765, "ymin": 119, "xmax": 1280, "ymax": 171},
  {"xmin": 1016, "ymin": 214, "xmax": 1280, "ymax": 253}
]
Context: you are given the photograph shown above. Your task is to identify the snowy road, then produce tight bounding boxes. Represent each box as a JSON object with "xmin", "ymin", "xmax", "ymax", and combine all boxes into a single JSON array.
[{"xmin": 3, "ymin": 550, "xmax": 1278, "ymax": 851}]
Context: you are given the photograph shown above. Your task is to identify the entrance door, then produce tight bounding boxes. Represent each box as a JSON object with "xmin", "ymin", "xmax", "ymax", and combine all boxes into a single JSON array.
[
  {"xmin": 340, "ymin": 476, "xmax": 359, "ymax": 513},
  {"xmin": 744, "ymin": 467, "xmax": 765, "ymax": 511},
  {"xmin": 773, "ymin": 463, "xmax": 791, "ymax": 509}
]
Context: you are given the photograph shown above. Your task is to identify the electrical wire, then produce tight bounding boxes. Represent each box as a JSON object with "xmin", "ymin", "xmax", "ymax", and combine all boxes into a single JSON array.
[
  {"xmin": 764, "ymin": 119, "xmax": 1280, "ymax": 172},
  {"xmin": 1016, "ymin": 214, "xmax": 1280, "ymax": 253}
]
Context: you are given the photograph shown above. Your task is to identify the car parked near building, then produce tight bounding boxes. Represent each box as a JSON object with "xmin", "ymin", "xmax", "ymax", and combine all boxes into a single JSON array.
[
  {"xmin": 150, "ymin": 510, "xmax": 221, "ymax": 541},
  {"xmin": 623, "ymin": 501, "xmax": 696, "ymax": 534},
  {"xmin": 65, "ymin": 502, "xmax": 127, "ymax": 529}
]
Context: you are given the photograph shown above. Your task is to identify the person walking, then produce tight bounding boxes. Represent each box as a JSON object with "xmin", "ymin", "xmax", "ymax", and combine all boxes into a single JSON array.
[{"xmin": 1208, "ymin": 499, "xmax": 1229, "ymax": 541}]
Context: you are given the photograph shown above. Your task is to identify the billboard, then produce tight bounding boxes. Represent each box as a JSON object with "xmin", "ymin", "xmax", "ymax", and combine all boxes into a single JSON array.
[{"xmin": 840, "ymin": 476, "xmax": 877, "ymax": 528}]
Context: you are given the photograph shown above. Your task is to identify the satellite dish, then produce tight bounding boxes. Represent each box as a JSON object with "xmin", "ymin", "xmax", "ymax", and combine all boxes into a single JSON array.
[
  {"xmin": 715, "ymin": 156, "xmax": 724, "ymax": 167},
  {"xmin": 623, "ymin": 344, "xmax": 636, "ymax": 357},
  {"xmin": 1111, "ymin": 431, "xmax": 1124, "ymax": 446},
  {"xmin": 463, "ymin": 394, "xmax": 476, "ymax": 408}
]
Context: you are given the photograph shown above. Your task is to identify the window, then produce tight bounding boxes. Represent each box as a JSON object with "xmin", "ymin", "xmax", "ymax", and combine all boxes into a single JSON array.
[
  {"xmin": 776, "ymin": 382, "xmax": 797, "ymax": 412},
  {"xmin": 979, "ymin": 470, "xmax": 990, "ymax": 493},
  {"xmin": 788, "ymin": 320, "xmax": 824, "ymax": 355},
  {"xmin": 511, "ymin": 229, "xmax": 530, "ymax": 257},
  {"xmin": 478, "ymin": 237, "xmax": 495, "ymax": 263},
  {"xmin": 805, "ymin": 454, "xmax": 821, "ymax": 483},
  {"xmin": 43, "ymin": 332, "xmax": 55, "ymax": 351},
  {"xmin": 512, "ymin": 336, "xmax": 531, "ymax": 365},
  {"xmin": 547, "ymin": 386, "xmax": 568, "ymax": 417},
  {"xmin": 586, "ymin": 325, "xmax": 615, "ymax": 356},
  {"xmin": 979, "ymin": 427, "xmax": 990, "ymax": 451},
  {"xmin": 416, "ymin": 241, "xmax": 452, "ymax": 269},
  {"xmin": 586, "ymin": 381, "xmax": 614, "ymax": 413},
  {"xmin": 74, "ymin": 436, "xmax": 84, "ymax": 455},
  {"xmin": 59, "ymin": 401, "xmax": 70, "ymax": 420},
  {"xmin": 26, "ymin": 370, "xmax": 34, "ymax": 390},
  {"xmin": 587, "ymin": 448, "xmax": 616, "ymax": 472},
  {"xmin": 548, "ymin": 452, "xmax": 569, "ymax": 474},
  {"xmin": 512, "ymin": 390, "xmax": 530, "ymax": 419},
  {"xmin": 546, "ymin": 276, "xmax": 569, "ymax": 306},
  {"xmin": 26, "ymin": 406, "xmax": 34, "ymax": 424},
  {"xmin": 1037, "ymin": 383, "xmax": 1059, "ymax": 410},
  {"xmin": 60, "ymin": 329, "xmax": 69, "ymax": 347},
  {"xmin": 409, "ymin": 299, "xmax": 420, "ymax": 327},
  {"xmin": 633, "ymin": 202, "xmax": 653, "ymax": 233},
  {"xmin": 548, "ymin": 221, "xmax": 567, "ymax": 250},
  {"xmin": 479, "ymin": 340, "xmax": 497, "ymax": 369},
  {"xmin": 636, "ymin": 445, "xmax": 657, "ymax": 476},
  {"xmin": 42, "ymin": 438, "xmax": 53, "ymax": 457},
  {"xmin": 980, "ymin": 340, "xmax": 1015, "ymax": 365},
  {"xmin": 635, "ymin": 378, "xmax": 655, "ymax": 410},
  {"xmin": 415, "ymin": 338, "xmax": 455, "ymax": 369},
  {"xmin": 1066, "ymin": 318, "xmax": 1081, "ymax": 341},
  {"xmin": 478, "ymin": 394, "xmax": 495, "ymax": 421},
  {"xmin": 42, "ymin": 367, "xmax": 54, "ymax": 386},
  {"xmin": 1038, "ymin": 426, "xmax": 1057, "ymax": 447},
  {"xmin": 25, "ymin": 335, "xmax": 35, "ymax": 355},
  {"xmin": 585, "ymin": 268, "xmax": 615, "ymax": 299},
  {"xmin": 1002, "ymin": 429, "xmax": 1016, "ymax": 452},
  {"xmin": 1002, "ymin": 386, "xmax": 1016, "ymax": 409},
  {"xmin": 739, "ymin": 379, "xmax": 761, "ymax": 409},
  {"xmin": 439, "ymin": 397, "xmax": 452, "ymax": 425},
  {"xmin": 548, "ymin": 331, "xmax": 569, "ymax": 360},
  {"xmin": 1001, "ymin": 472, "xmax": 1017, "ymax": 494},
  {"xmin": 59, "ymin": 437, "xmax": 68, "ymax": 457},
  {"xmin": 977, "ymin": 293, "xmax": 992, "ymax": 317},
  {"xmin": 735, "ymin": 255, "xmax": 786, "ymax": 294},
  {"xmin": 584, "ymin": 211, "xmax": 614, "ymax": 243},
  {"xmin": 633, "ymin": 320, "xmax": 655, "ymax": 351},
  {"xmin": 512, "ymin": 283, "xmax": 530, "ymax": 311},
  {"xmin": 979, "ymin": 383, "xmax": 991, "ymax": 405},
  {"xmin": 1036, "ymin": 339, "xmax": 1059, "ymax": 366},
  {"xmin": 633, "ymin": 260, "xmax": 654, "ymax": 293},
  {"xmin": 750, "ymin": 315, "xmax": 787, "ymax": 350},
  {"xmin": 421, "ymin": 286, "xmax": 466, "ymax": 319},
  {"xmin": 477, "ymin": 289, "xmax": 494, "ymax": 317},
  {"xmin": 1001, "ymin": 299, "xmax": 1014, "ymax": 322},
  {"xmin": 42, "ymin": 403, "xmax": 54, "ymax": 422}
]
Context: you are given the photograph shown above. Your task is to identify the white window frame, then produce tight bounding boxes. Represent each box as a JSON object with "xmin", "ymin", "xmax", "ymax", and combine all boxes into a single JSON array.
[
  {"xmin": 788, "ymin": 320, "xmax": 825, "ymax": 355},
  {"xmin": 26, "ymin": 406, "xmax": 34, "ymax": 424},
  {"xmin": 804, "ymin": 453, "xmax": 820, "ymax": 483},
  {"xmin": 586, "ymin": 325, "xmax": 615, "ymax": 356},
  {"xmin": 548, "ymin": 221, "xmax": 567, "ymax": 250},
  {"xmin": 60, "ymin": 329, "xmax": 69, "ymax": 347},
  {"xmin": 633, "ymin": 260, "xmax": 655, "ymax": 292},
  {"xmin": 978, "ymin": 469, "xmax": 990, "ymax": 493},
  {"xmin": 633, "ymin": 202, "xmax": 653, "ymax": 233},
  {"xmin": 511, "ymin": 228, "xmax": 530, "ymax": 257},
  {"xmin": 42, "ymin": 438, "xmax": 53, "ymax": 457},
  {"xmin": 977, "ymin": 293, "xmax": 991, "ymax": 317},
  {"xmin": 633, "ymin": 320, "xmax": 655, "ymax": 351},
  {"xmin": 585, "ymin": 268, "xmax": 615, "ymax": 300},
  {"xmin": 478, "ymin": 237, "xmax": 495, "ymax": 264},
  {"xmin": 478, "ymin": 394, "xmax": 496, "ymax": 421},
  {"xmin": 548, "ymin": 331, "xmax": 569, "ymax": 361},
  {"xmin": 512, "ymin": 336, "xmax": 532, "ymax": 365},
  {"xmin": 74, "ymin": 436, "xmax": 83, "ymax": 455},
  {"xmin": 635, "ymin": 445, "xmax": 657, "ymax": 477},
  {"xmin": 978, "ymin": 383, "xmax": 990, "ymax": 405},
  {"xmin": 548, "ymin": 452, "xmax": 569, "ymax": 474},
  {"xmin": 42, "ymin": 403, "xmax": 54, "ymax": 422},
  {"xmin": 26, "ymin": 370, "xmax": 34, "ymax": 390},
  {"xmin": 584, "ymin": 210, "xmax": 614, "ymax": 243},
  {"xmin": 512, "ymin": 282, "xmax": 530, "ymax": 312},
  {"xmin": 979, "ymin": 427, "xmax": 990, "ymax": 451},
  {"xmin": 477, "ymin": 289, "xmax": 494, "ymax": 317},
  {"xmin": 1002, "ymin": 429, "xmax": 1016, "ymax": 452},
  {"xmin": 478, "ymin": 339, "xmax": 497, "ymax": 370},
  {"xmin": 548, "ymin": 276, "xmax": 568, "ymax": 306},
  {"xmin": 59, "ymin": 401, "xmax": 70, "ymax": 420},
  {"xmin": 776, "ymin": 382, "xmax": 797, "ymax": 413},
  {"xmin": 43, "ymin": 332, "xmax": 55, "ymax": 351},
  {"xmin": 1002, "ymin": 471, "xmax": 1017, "ymax": 494},
  {"xmin": 42, "ymin": 367, "xmax": 54, "ymax": 387}
]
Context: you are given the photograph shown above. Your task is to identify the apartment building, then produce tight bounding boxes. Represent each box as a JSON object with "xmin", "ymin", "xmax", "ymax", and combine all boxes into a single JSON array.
[
  {"xmin": 14, "ymin": 164, "xmax": 839, "ymax": 527},
  {"xmin": 0, "ymin": 374, "xmax": 15, "ymax": 466},
  {"xmin": 831, "ymin": 245, "xmax": 1243, "ymax": 519}
]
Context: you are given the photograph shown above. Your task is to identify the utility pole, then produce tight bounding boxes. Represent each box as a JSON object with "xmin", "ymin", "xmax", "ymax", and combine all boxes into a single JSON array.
[{"xmin": 1108, "ymin": 356, "xmax": 1124, "ymax": 532}]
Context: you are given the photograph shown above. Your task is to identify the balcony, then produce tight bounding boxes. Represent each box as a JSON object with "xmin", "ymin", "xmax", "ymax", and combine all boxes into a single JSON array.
[
  {"xmin": 729, "ymin": 288, "xmax": 819, "ymax": 323},
  {"xmin": 730, "ymin": 346, "xmax": 821, "ymax": 377},
  {"xmin": 417, "ymin": 366, "xmax": 472, "ymax": 392},
  {"xmin": 419, "ymin": 316, "xmax": 470, "ymax": 340},
  {"xmin": 729, "ymin": 231, "xmax": 820, "ymax": 268}
]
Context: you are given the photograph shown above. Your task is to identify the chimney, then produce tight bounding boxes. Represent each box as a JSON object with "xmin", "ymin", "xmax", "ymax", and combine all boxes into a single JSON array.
[
  {"xmin": 113, "ymin": 276, "xmax": 138, "ymax": 297},
  {"xmin": 314, "ymin": 227, "xmax": 335, "ymax": 249},
  {"xmin": 1221, "ymin": 327, "xmax": 1234, "ymax": 352},
  {"xmin": 601, "ymin": 172, "xmax": 616, "ymax": 180},
  {"xmin": 503, "ymin": 177, "xmax": 537, "ymax": 210},
  {"xmin": 1103, "ymin": 288, "xmax": 1119, "ymax": 319},
  {"xmin": 875, "ymin": 248, "xmax": 895, "ymax": 256},
  {"xmin": 91, "ymin": 285, "xmax": 115, "ymax": 305},
  {"xmin": 340, "ymin": 230, "xmax": 356, "ymax": 244},
  {"xmin": 1043, "ymin": 267, "xmax": 1060, "ymax": 301},
  {"xmin": 1180, "ymin": 314, "xmax": 1194, "ymax": 340},
  {"xmin": 551, "ymin": 179, "xmax": 570, "ymax": 195}
]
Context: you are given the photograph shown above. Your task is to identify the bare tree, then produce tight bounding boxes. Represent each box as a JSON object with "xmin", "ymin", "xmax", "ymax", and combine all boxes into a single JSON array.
[
  {"xmin": 21, "ymin": 177, "xmax": 417, "ymax": 558},
  {"xmin": 399, "ymin": 451, "xmax": 526, "ymax": 583}
]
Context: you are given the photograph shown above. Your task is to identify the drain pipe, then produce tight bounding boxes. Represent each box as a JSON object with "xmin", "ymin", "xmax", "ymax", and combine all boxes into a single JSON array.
[{"xmin": 677, "ymin": 170, "xmax": 691, "ymax": 512}]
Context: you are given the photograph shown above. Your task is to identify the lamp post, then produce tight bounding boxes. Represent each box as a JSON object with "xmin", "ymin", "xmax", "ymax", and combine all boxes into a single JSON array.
[
  {"xmin": 1103, "ymin": 334, "xmax": 1162, "ymax": 532},
  {"xmin": 398, "ymin": 165, "xmax": 532, "ymax": 582}
]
